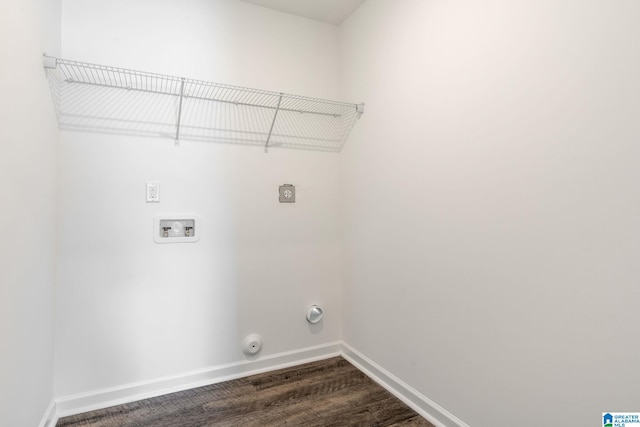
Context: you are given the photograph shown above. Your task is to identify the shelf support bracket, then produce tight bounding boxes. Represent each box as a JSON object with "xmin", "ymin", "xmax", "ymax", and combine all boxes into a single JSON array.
[
  {"xmin": 356, "ymin": 103, "xmax": 365, "ymax": 119},
  {"xmin": 175, "ymin": 77, "xmax": 186, "ymax": 146},
  {"xmin": 265, "ymin": 93, "xmax": 283, "ymax": 153},
  {"xmin": 43, "ymin": 53, "xmax": 57, "ymax": 69}
]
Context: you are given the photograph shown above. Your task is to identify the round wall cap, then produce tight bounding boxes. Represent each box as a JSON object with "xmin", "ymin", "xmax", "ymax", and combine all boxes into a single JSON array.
[{"xmin": 241, "ymin": 334, "xmax": 263, "ymax": 355}]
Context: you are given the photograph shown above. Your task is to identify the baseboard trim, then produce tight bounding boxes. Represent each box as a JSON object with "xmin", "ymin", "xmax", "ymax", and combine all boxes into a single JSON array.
[
  {"xmin": 55, "ymin": 341, "xmax": 342, "ymax": 418},
  {"xmin": 341, "ymin": 343, "xmax": 469, "ymax": 427},
  {"xmin": 54, "ymin": 341, "xmax": 466, "ymax": 427},
  {"xmin": 38, "ymin": 400, "xmax": 58, "ymax": 427}
]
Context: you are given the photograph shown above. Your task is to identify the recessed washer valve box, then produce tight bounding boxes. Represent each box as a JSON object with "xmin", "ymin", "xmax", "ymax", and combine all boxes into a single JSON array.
[{"xmin": 153, "ymin": 215, "xmax": 200, "ymax": 243}]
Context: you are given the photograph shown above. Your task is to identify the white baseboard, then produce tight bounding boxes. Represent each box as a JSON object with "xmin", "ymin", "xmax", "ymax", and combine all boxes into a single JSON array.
[
  {"xmin": 55, "ymin": 341, "xmax": 342, "ymax": 418},
  {"xmin": 341, "ymin": 343, "xmax": 469, "ymax": 427},
  {"xmin": 38, "ymin": 400, "xmax": 58, "ymax": 427},
  {"xmin": 54, "ymin": 341, "xmax": 466, "ymax": 427}
]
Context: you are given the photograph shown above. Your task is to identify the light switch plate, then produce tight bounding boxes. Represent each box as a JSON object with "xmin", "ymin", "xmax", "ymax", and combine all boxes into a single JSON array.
[{"xmin": 279, "ymin": 184, "xmax": 295, "ymax": 203}]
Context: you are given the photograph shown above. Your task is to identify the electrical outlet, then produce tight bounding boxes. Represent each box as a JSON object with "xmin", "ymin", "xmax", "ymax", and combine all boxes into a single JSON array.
[
  {"xmin": 279, "ymin": 184, "xmax": 295, "ymax": 203},
  {"xmin": 146, "ymin": 181, "xmax": 160, "ymax": 203}
]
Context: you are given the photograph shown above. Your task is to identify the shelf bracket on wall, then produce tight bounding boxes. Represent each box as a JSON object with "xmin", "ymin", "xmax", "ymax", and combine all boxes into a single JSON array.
[
  {"xmin": 43, "ymin": 53, "xmax": 57, "ymax": 70},
  {"xmin": 264, "ymin": 93, "xmax": 283, "ymax": 154},
  {"xmin": 175, "ymin": 77, "xmax": 186, "ymax": 146},
  {"xmin": 357, "ymin": 103, "xmax": 365, "ymax": 119}
]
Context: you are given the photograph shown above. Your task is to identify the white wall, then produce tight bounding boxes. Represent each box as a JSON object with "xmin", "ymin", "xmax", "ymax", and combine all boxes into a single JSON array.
[
  {"xmin": 0, "ymin": 0, "xmax": 60, "ymax": 425},
  {"xmin": 340, "ymin": 1, "xmax": 640, "ymax": 426},
  {"xmin": 55, "ymin": 0, "xmax": 342, "ymax": 397}
]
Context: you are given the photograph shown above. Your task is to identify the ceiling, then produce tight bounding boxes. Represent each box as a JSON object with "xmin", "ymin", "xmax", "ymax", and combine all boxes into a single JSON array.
[{"xmin": 239, "ymin": 0, "xmax": 367, "ymax": 25}]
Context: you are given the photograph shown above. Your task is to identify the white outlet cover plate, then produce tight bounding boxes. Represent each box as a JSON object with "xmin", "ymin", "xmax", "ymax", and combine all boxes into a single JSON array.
[{"xmin": 146, "ymin": 181, "xmax": 160, "ymax": 203}]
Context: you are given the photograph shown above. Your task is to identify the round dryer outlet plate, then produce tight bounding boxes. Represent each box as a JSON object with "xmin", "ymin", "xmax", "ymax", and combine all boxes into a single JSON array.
[{"xmin": 306, "ymin": 305, "xmax": 324, "ymax": 324}]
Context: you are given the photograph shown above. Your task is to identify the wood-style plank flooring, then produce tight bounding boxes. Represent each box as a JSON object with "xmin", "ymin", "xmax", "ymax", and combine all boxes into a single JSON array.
[{"xmin": 56, "ymin": 357, "xmax": 434, "ymax": 426}]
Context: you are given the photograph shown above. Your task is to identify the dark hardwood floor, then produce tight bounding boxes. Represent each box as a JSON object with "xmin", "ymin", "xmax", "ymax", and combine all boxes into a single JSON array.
[{"xmin": 56, "ymin": 357, "xmax": 434, "ymax": 426}]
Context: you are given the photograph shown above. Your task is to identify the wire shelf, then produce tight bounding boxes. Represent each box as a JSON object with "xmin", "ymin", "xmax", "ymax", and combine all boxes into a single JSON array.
[{"xmin": 44, "ymin": 56, "xmax": 363, "ymax": 152}]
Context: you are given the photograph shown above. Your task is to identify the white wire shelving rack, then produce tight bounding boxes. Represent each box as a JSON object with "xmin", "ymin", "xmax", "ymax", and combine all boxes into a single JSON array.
[{"xmin": 43, "ymin": 56, "xmax": 364, "ymax": 152}]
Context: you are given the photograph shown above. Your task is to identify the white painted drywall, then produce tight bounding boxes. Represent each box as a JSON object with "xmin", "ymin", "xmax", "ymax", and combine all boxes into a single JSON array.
[
  {"xmin": 0, "ymin": 0, "xmax": 60, "ymax": 425},
  {"xmin": 340, "ymin": 1, "xmax": 640, "ymax": 426},
  {"xmin": 55, "ymin": 0, "xmax": 343, "ymax": 397}
]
